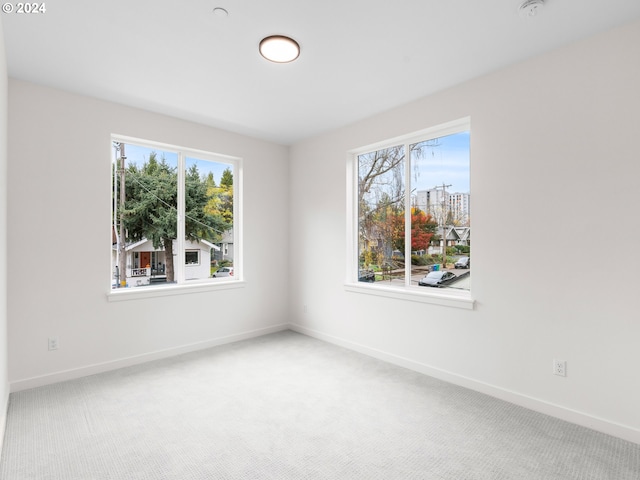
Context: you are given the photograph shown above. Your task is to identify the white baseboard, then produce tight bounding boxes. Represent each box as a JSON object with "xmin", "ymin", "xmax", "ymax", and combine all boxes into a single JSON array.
[
  {"xmin": 10, "ymin": 323, "xmax": 289, "ymax": 393},
  {"xmin": 289, "ymin": 323, "xmax": 640, "ymax": 445}
]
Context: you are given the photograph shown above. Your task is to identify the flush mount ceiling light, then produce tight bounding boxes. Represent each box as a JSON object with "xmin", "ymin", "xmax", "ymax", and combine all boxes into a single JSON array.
[
  {"xmin": 259, "ymin": 35, "xmax": 300, "ymax": 63},
  {"xmin": 519, "ymin": 0, "xmax": 544, "ymax": 18}
]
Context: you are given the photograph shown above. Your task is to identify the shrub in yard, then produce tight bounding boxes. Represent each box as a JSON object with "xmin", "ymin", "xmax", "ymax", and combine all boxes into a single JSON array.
[{"xmin": 411, "ymin": 255, "xmax": 429, "ymax": 266}]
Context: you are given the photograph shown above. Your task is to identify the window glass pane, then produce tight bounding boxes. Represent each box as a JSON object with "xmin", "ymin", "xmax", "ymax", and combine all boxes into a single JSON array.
[
  {"xmin": 185, "ymin": 251, "xmax": 199, "ymax": 265},
  {"xmin": 410, "ymin": 132, "xmax": 470, "ymax": 291},
  {"xmin": 112, "ymin": 143, "xmax": 178, "ymax": 288},
  {"xmin": 184, "ymin": 157, "xmax": 234, "ymax": 282},
  {"xmin": 357, "ymin": 145, "xmax": 405, "ymax": 285}
]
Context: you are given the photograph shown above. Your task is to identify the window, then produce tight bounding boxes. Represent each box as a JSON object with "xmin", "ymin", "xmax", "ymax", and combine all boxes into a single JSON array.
[
  {"xmin": 185, "ymin": 250, "xmax": 200, "ymax": 265},
  {"xmin": 349, "ymin": 118, "xmax": 471, "ymax": 300},
  {"xmin": 111, "ymin": 136, "xmax": 241, "ymax": 292}
]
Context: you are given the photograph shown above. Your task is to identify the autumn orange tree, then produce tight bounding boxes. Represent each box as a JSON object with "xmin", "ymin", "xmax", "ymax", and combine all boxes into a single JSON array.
[
  {"xmin": 410, "ymin": 208, "xmax": 438, "ymax": 251},
  {"xmin": 388, "ymin": 207, "xmax": 438, "ymax": 253}
]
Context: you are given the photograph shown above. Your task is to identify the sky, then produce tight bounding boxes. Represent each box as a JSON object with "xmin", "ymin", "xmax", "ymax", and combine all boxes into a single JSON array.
[
  {"xmin": 411, "ymin": 131, "xmax": 470, "ymax": 194},
  {"xmin": 116, "ymin": 132, "xmax": 468, "ymax": 195},
  {"xmin": 113, "ymin": 143, "xmax": 231, "ymax": 185}
]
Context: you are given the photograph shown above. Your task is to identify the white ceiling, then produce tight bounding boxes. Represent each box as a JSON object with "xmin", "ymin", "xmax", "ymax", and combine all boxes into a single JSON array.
[{"xmin": 3, "ymin": 0, "xmax": 640, "ymax": 145}]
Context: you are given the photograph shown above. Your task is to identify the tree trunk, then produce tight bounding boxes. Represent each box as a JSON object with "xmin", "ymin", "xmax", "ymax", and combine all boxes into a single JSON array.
[{"xmin": 164, "ymin": 237, "xmax": 175, "ymax": 282}]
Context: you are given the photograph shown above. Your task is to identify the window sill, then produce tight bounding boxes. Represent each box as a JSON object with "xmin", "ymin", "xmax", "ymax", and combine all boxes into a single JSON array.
[
  {"xmin": 107, "ymin": 280, "xmax": 246, "ymax": 302},
  {"xmin": 344, "ymin": 282, "xmax": 475, "ymax": 310}
]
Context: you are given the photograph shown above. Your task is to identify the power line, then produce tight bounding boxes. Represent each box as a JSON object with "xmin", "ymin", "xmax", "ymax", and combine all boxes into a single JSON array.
[{"xmin": 124, "ymin": 170, "xmax": 229, "ymax": 236}]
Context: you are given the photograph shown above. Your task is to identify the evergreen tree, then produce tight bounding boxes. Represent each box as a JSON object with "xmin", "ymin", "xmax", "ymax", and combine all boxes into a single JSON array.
[{"xmin": 220, "ymin": 167, "xmax": 233, "ymax": 188}]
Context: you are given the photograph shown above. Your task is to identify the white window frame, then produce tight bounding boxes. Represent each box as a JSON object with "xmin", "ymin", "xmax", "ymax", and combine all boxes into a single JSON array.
[
  {"xmin": 108, "ymin": 135, "xmax": 244, "ymax": 301},
  {"xmin": 345, "ymin": 118, "xmax": 474, "ymax": 310}
]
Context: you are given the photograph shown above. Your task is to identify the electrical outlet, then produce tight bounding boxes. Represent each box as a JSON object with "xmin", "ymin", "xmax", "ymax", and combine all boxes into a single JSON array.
[
  {"xmin": 48, "ymin": 336, "xmax": 59, "ymax": 351},
  {"xmin": 553, "ymin": 359, "xmax": 566, "ymax": 377}
]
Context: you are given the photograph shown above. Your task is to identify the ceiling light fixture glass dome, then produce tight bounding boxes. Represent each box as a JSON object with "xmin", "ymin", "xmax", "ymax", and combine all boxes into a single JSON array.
[{"xmin": 259, "ymin": 35, "xmax": 300, "ymax": 63}]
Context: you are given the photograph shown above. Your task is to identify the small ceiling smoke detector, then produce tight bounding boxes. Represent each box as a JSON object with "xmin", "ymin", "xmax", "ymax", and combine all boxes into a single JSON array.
[
  {"xmin": 519, "ymin": 0, "xmax": 544, "ymax": 18},
  {"xmin": 259, "ymin": 35, "xmax": 300, "ymax": 63}
]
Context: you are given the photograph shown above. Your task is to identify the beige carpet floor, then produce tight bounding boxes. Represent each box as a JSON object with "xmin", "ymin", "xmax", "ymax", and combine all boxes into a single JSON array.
[{"xmin": 1, "ymin": 330, "xmax": 639, "ymax": 479}]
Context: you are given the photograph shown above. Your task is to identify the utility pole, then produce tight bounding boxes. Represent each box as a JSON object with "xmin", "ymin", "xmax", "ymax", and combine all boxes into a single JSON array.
[
  {"xmin": 432, "ymin": 183, "xmax": 451, "ymax": 267},
  {"xmin": 118, "ymin": 144, "xmax": 127, "ymax": 288}
]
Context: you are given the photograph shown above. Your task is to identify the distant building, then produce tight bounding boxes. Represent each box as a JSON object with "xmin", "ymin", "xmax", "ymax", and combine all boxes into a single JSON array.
[
  {"xmin": 427, "ymin": 226, "xmax": 471, "ymax": 256},
  {"xmin": 414, "ymin": 188, "xmax": 470, "ymax": 227},
  {"xmin": 112, "ymin": 238, "xmax": 218, "ymax": 288},
  {"xmin": 448, "ymin": 192, "xmax": 470, "ymax": 226},
  {"xmin": 213, "ymin": 229, "xmax": 234, "ymax": 264}
]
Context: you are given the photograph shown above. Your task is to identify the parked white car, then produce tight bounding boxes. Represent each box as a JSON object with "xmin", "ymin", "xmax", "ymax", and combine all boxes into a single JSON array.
[
  {"xmin": 454, "ymin": 256, "xmax": 470, "ymax": 269},
  {"xmin": 213, "ymin": 267, "xmax": 234, "ymax": 278}
]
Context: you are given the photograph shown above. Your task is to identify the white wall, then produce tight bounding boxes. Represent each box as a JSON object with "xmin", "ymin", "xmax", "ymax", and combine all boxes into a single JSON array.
[
  {"xmin": 7, "ymin": 80, "xmax": 290, "ymax": 388},
  {"xmin": 0, "ymin": 19, "xmax": 10, "ymax": 449},
  {"xmin": 289, "ymin": 20, "xmax": 640, "ymax": 443}
]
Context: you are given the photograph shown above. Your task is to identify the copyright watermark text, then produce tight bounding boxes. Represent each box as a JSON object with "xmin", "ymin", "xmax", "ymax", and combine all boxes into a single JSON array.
[{"xmin": 2, "ymin": 3, "xmax": 47, "ymax": 14}]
